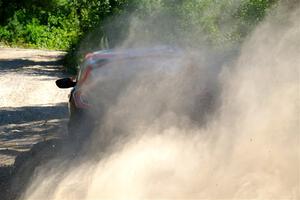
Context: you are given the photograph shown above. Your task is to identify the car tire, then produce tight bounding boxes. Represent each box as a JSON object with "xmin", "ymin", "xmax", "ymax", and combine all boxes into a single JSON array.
[{"xmin": 67, "ymin": 110, "xmax": 94, "ymax": 144}]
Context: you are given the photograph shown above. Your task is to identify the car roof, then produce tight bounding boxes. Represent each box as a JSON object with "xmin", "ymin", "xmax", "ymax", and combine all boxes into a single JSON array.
[
  {"xmin": 77, "ymin": 46, "xmax": 183, "ymax": 81},
  {"xmin": 85, "ymin": 46, "xmax": 183, "ymax": 61}
]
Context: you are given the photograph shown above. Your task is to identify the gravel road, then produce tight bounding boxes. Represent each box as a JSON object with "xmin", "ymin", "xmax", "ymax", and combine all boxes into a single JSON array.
[{"xmin": 0, "ymin": 48, "xmax": 71, "ymax": 165}]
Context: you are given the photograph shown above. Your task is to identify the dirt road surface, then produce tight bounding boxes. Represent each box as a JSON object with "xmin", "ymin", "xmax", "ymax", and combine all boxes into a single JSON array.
[{"xmin": 0, "ymin": 48, "xmax": 71, "ymax": 166}]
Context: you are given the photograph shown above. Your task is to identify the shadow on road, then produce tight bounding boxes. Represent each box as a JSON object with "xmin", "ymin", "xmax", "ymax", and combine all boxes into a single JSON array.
[
  {"xmin": 0, "ymin": 103, "xmax": 70, "ymax": 199},
  {"xmin": 0, "ymin": 58, "xmax": 66, "ymax": 78},
  {"xmin": 0, "ymin": 49, "xmax": 70, "ymax": 200},
  {"xmin": 0, "ymin": 149, "xmax": 19, "ymax": 157},
  {"xmin": 0, "ymin": 103, "xmax": 68, "ymax": 126},
  {"xmin": 0, "ymin": 59, "xmax": 60, "ymax": 69},
  {"xmin": 0, "ymin": 103, "xmax": 69, "ymax": 164}
]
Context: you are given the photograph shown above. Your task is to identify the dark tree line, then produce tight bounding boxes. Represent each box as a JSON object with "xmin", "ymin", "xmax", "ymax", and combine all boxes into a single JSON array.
[{"xmin": 0, "ymin": 0, "xmax": 130, "ymax": 49}]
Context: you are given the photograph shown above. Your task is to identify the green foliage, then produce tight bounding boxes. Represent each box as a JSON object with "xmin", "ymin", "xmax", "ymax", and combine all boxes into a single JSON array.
[
  {"xmin": 0, "ymin": 0, "xmax": 129, "ymax": 51},
  {"xmin": 0, "ymin": 0, "xmax": 278, "ymax": 73},
  {"xmin": 119, "ymin": 0, "xmax": 277, "ymax": 48},
  {"xmin": 235, "ymin": 0, "xmax": 275, "ymax": 37},
  {"xmin": 0, "ymin": 0, "xmax": 82, "ymax": 49}
]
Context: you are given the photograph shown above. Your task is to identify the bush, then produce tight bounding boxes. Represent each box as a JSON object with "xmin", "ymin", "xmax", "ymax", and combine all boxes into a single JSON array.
[{"xmin": 0, "ymin": 0, "xmax": 278, "ymax": 73}]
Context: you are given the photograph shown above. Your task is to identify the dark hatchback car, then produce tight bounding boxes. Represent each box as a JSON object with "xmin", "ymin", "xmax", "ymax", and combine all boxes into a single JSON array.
[{"xmin": 56, "ymin": 46, "xmax": 182, "ymax": 140}]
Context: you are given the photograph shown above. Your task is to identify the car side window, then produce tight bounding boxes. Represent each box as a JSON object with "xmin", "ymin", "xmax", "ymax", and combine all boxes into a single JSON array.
[{"xmin": 76, "ymin": 66, "xmax": 82, "ymax": 82}]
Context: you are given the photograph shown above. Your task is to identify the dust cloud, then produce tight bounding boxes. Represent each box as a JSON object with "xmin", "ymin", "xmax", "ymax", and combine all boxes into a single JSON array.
[{"xmin": 21, "ymin": 3, "xmax": 299, "ymax": 200}]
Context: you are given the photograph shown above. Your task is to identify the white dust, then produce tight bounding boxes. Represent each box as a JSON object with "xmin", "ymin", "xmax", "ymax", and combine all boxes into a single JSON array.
[{"xmin": 21, "ymin": 4, "xmax": 299, "ymax": 200}]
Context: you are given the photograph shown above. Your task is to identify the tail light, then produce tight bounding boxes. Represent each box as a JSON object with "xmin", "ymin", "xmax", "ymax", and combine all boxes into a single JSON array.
[
  {"xmin": 74, "ymin": 59, "xmax": 108, "ymax": 109},
  {"xmin": 85, "ymin": 53, "xmax": 93, "ymax": 59},
  {"xmin": 73, "ymin": 90, "xmax": 90, "ymax": 109},
  {"xmin": 74, "ymin": 65, "xmax": 93, "ymax": 109},
  {"xmin": 78, "ymin": 65, "xmax": 92, "ymax": 85}
]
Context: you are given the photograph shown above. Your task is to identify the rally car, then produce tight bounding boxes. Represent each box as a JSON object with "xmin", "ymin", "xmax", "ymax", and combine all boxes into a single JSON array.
[{"xmin": 56, "ymin": 46, "xmax": 182, "ymax": 140}]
